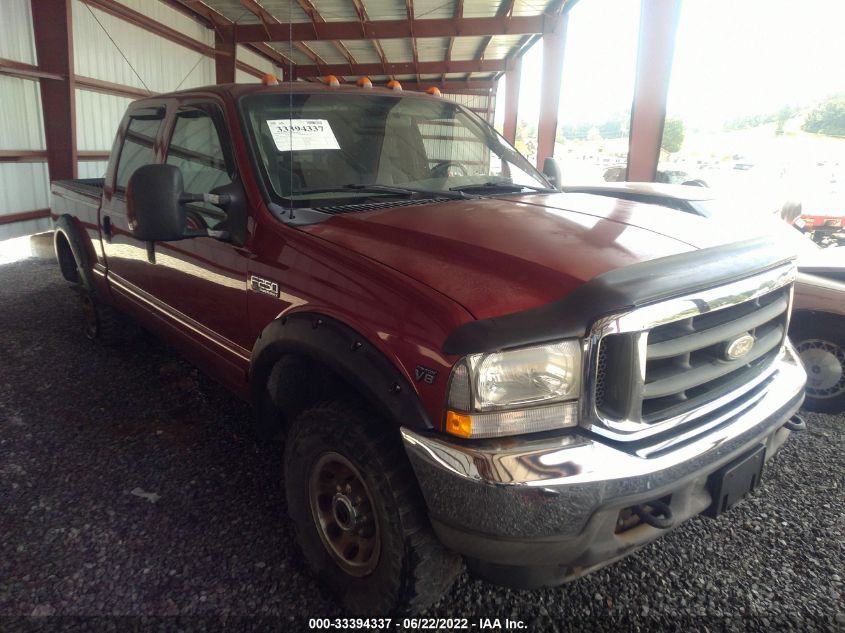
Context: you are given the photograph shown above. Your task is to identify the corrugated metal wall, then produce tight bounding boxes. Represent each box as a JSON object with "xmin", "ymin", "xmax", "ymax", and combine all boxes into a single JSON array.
[
  {"xmin": 0, "ymin": 0, "xmax": 47, "ymax": 241},
  {"xmin": 72, "ymin": 0, "xmax": 217, "ymax": 182},
  {"xmin": 237, "ymin": 45, "xmax": 277, "ymax": 83},
  {"xmin": 0, "ymin": 0, "xmax": 279, "ymax": 242},
  {"xmin": 72, "ymin": 0, "xmax": 215, "ymax": 94}
]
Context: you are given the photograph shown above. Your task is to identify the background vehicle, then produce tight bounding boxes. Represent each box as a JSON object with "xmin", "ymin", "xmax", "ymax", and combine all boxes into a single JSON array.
[
  {"xmin": 797, "ymin": 195, "xmax": 845, "ymax": 245},
  {"xmin": 50, "ymin": 83, "xmax": 807, "ymax": 614},
  {"xmin": 565, "ymin": 181, "xmax": 845, "ymax": 412},
  {"xmin": 603, "ymin": 165, "xmax": 708, "ymax": 187}
]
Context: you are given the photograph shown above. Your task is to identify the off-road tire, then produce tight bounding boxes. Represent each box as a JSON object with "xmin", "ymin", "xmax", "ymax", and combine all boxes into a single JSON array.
[
  {"xmin": 78, "ymin": 287, "xmax": 129, "ymax": 347},
  {"xmin": 791, "ymin": 314, "xmax": 845, "ymax": 413},
  {"xmin": 284, "ymin": 402, "xmax": 461, "ymax": 614}
]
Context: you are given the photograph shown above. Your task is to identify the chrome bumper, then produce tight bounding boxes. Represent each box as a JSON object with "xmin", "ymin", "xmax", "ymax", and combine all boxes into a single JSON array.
[{"xmin": 401, "ymin": 347, "xmax": 806, "ymax": 576}]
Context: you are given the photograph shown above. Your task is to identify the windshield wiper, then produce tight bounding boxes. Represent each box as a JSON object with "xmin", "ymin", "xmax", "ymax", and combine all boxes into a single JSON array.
[
  {"xmin": 291, "ymin": 184, "xmax": 469, "ymax": 200},
  {"xmin": 449, "ymin": 182, "xmax": 556, "ymax": 194}
]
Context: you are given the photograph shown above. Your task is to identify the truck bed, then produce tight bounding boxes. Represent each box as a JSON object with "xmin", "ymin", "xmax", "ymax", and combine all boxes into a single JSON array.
[{"xmin": 52, "ymin": 178, "xmax": 105, "ymax": 199}]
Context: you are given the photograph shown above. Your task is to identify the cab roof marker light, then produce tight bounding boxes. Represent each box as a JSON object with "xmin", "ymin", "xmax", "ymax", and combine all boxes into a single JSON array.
[
  {"xmin": 387, "ymin": 79, "xmax": 403, "ymax": 91},
  {"xmin": 325, "ymin": 75, "xmax": 340, "ymax": 87},
  {"xmin": 262, "ymin": 73, "xmax": 279, "ymax": 86},
  {"xmin": 426, "ymin": 87, "xmax": 442, "ymax": 97},
  {"xmin": 357, "ymin": 76, "xmax": 373, "ymax": 89}
]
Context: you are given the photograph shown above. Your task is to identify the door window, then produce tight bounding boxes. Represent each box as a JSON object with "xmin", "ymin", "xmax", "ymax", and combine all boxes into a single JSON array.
[
  {"xmin": 166, "ymin": 108, "xmax": 233, "ymax": 229},
  {"xmin": 115, "ymin": 115, "xmax": 163, "ymax": 190}
]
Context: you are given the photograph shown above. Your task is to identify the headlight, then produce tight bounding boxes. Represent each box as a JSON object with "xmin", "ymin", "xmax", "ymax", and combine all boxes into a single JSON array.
[{"xmin": 445, "ymin": 340, "xmax": 582, "ymax": 438}]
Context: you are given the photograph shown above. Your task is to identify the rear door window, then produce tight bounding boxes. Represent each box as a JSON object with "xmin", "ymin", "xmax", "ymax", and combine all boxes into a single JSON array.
[{"xmin": 115, "ymin": 113, "xmax": 163, "ymax": 190}]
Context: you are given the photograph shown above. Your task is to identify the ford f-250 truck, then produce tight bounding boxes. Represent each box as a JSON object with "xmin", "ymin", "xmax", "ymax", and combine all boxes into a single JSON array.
[{"xmin": 50, "ymin": 82, "xmax": 807, "ymax": 614}]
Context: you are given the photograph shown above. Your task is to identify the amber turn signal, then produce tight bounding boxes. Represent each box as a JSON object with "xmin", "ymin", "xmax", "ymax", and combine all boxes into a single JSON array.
[{"xmin": 445, "ymin": 411, "xmax": 472, "ymax": 438}]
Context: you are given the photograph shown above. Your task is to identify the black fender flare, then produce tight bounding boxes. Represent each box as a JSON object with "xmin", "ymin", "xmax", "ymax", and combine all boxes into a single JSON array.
[
  {"xmin": 54, "ymin": 214, "xmax": 95, "ymax": 291},
  {"xmin": 250, "ymin": 312, "xmax": 433, "ymax": 439}
]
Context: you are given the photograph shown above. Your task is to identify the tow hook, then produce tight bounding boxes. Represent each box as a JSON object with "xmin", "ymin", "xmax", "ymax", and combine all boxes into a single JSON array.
[
  {"xmin": 633, "ymin": 500, "xmax": 674, "ymax": 529},
  {"xmin": 784, "ymin": 414, "xmax": 806, "ymax": 432}
]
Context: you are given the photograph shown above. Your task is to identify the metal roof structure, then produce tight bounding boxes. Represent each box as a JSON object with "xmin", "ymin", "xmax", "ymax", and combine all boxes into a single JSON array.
[
  {"xmin": 0, "ymin": 0, "xmax": 681, "ymax": 235},
  {"xmin": 166, "ymin": 0, "xmax": 569, "ymax": 91}
]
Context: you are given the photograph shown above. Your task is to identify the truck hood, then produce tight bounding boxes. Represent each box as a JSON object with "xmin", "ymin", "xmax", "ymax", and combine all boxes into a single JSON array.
[{"xmin": 301, "ymin": 192, "xmax": 774, "ymax": 320}]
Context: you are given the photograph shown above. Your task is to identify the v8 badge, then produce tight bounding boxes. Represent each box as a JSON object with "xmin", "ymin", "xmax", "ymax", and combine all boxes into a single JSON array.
[{"xmin": 415, "ymin": 366, "xmax": 438, "ymax": 385}]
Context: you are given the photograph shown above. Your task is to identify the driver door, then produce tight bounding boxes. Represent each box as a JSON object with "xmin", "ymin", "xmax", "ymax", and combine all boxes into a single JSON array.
[{"xmin": 144, "ymin": 101, "xmax": 253, "ymax": 369}]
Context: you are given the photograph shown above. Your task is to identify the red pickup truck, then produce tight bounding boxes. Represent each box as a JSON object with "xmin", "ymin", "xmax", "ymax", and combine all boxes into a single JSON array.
[{"xmin": 50, "ymin": 83, "xmax": 807, "ymax": 614}]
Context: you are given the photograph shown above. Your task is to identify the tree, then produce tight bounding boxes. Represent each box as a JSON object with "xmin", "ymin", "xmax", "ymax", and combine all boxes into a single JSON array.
[
  {"xmin": 661, "ymin": 118, "xmax": 685, "ymax": 153},
  {"xmin": 802, "ymin": 97, "xmax": 845, "ymax": 137},
  {"xmin": 775, "ymin": 105, "xmax": 796, "ymax": 134},
  {"xmin": 515, "ymin": 120, "xmax": 537, "ymax": 161}
]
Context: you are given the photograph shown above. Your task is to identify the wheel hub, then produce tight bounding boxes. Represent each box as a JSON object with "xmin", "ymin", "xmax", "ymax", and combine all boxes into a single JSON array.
[
  {"xmin": 80, "ymin": 294, "xmax": 98, "ymax": 339},
  {"xmin": 308, "ymin": 451, "xmax": 380, "ymax": 577},
  {"xmin": 797, "ymin": 339, "xmax": 845, "ymax": 398},
  {"xmin": 332, "ymin": 492, "xmax": 359, "ymax": 531}
]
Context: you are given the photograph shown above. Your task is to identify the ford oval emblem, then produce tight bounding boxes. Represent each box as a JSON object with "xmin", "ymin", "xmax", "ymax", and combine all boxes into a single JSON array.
[{"xmin": 725, "ymin": 333, "xmax": 755, "ymax": 361}]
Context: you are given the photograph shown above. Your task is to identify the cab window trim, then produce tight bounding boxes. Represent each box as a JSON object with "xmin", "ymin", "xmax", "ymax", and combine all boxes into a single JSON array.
[{"xmin": 113, "ymin": 105, "xmax": 166, "ymax": 195}]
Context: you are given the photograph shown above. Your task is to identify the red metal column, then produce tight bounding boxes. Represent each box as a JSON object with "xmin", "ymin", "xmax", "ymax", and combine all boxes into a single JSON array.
[
  {"xmin": 536, "ymin": 14, "xmax": 567, "ymax": 169},
  {"xmin": 626, "ymin": 0, "xmax": 682, "ymax": 182},
  {"xmin": 31, "ymin": 0, "xmax": 77, "ymax": 181},
  {"xmin": 502, "ymin": 56, "xmax": 522, "ymax": 144},
  {"xmin": 215, "ymin": 25, "xmax": 236, "ymax": 84}
]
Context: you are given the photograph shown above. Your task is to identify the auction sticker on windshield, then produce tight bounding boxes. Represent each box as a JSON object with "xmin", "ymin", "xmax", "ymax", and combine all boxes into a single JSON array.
[{"xmin": 267, "ymin": 119, "xmax": 340, "ymax": 152}]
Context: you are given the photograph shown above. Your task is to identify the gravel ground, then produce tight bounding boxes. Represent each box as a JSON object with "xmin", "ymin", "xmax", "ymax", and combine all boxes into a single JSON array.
[{"xmin": 0, "ymin": 255, "xmax": 843, "ymax": 633}]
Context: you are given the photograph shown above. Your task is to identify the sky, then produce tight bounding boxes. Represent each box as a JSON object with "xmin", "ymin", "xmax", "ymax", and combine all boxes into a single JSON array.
[{"xmin": 497, "ymin": 0, "xmax": 845, "ymax": 131}]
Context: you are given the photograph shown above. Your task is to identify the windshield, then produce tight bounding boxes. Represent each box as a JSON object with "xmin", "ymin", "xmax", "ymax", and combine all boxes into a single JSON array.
[{"xmin": 240, "ymin": 92, "xmax": 550, "ymax": 206}]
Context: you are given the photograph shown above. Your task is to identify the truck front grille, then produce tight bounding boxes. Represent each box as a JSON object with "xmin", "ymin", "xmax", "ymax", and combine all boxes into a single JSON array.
[{"xmin": 589, "ymin": 265, "xmax": 795, "ymax": 440}]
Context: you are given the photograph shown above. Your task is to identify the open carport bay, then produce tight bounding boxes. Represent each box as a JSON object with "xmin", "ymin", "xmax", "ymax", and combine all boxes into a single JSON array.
[{"xmin": 0, "ymin": 256, "xmax": 843, "ymax": 631}]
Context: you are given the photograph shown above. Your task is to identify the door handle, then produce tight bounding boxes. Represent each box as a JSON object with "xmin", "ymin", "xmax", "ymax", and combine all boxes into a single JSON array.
[{"xmin": 102, "ymin": 215, "xmax": 112, "ymax": 242}]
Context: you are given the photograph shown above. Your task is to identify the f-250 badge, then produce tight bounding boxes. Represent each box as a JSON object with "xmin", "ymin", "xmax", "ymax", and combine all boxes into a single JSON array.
[
  {"xmin": 249, "ymin": 275, "xmax": 279, "ymax": 298},
  {"xmin": 415, "ymin": 366, "xmax": 438, "ymax": 385}
]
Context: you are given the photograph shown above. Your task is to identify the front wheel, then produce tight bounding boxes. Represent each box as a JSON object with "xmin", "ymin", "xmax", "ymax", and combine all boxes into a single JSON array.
[
  {"xmin": 792, "ymin": 315, "xmax": 845, "ymax": 413},
  {"xmin": 284, "ymin": 402, "xmax": 461, "ymax": 614}
]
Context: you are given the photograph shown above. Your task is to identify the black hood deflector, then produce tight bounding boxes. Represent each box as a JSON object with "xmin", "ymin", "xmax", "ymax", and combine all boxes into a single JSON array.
[{"xmin": 442, "ymin": 237, "xmax": 794, "ymax": 356}]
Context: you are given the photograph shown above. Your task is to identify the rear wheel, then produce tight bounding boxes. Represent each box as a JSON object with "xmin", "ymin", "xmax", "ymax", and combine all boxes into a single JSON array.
[
  {"xmin": 791, "ymin": 315, "xmax": 845, "ymax": 413},
  {"xmin": 284, "ymin": 402, "xmax": 461, "ymax": 614},
  {"xmin": 77, "ymin": 287, "xmax": 131, "ymax": 346}
]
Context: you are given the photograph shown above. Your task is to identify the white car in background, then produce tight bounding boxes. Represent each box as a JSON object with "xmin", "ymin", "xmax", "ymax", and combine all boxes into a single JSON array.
[{"xmin": 566, "ymin": 182, "xmax": 845, "ymax": 413}]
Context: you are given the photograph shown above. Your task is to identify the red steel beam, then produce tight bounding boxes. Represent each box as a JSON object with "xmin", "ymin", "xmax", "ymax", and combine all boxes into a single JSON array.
[
  {"xmin": 502, "ymin": 54, "xmax": 522, "ymax": 143},
  {"xmin": 442, "ymin": 0, "xmax": 464, "ymax": 83},
  {"xmin": 236, "ymin": 60, "xmax": 267, "ymax": 79},
  {"xmin": 163, "ymin": 0, "xmax": 294, "ymax": 70},
  {"xmin": 32, "ymin": 0, "xmax": 77, "ymax": 182},
  {"xmin": 0, "ymin": 58, "xmax": 64, "ymax": 81},
  {"xmin": 216, "ymin": 24, "xmax": 237, "ymax": 83},
  {"xmin": 77, "ymin": 151, "xmax": 112, "ymax": 161},
  {"xmin": 349, "ymin": 0, "xmax": 389, "ymax": 74},
  {"xmin": 384, "ymin": 79, "xmax": 496, "ymax": 92},
  {"xmin": 626, "ymin": 0, "xmax": 682, "ymax": 182},
  {"xmin": 293, "ymin": 0, "xmax": 359, "ymax": 68},
  {"xmin": 75, "ymin": 75, "xmax": 152, "ymax": 99},
  {"xmin": 295, "ymin": 58, "xmax": 510, "ymax": 78},
  {"xmin": 0, "ymin": 209, "xmax": 51, "ymax": 227},
  {"xmin": 536, "ymin": 12, "xmax": 568, "ymax": 169},
  {"xmin": 238, "ymin": 0, "xmax": 327, "ymax": 67},
  {"xmin": 0, "ymin": 150, "xmax": 49, "ymax": 163},
  {"xmin": 234, "ymin": 14, "xmax": 558, "ymax": 42},
  {"xmin": 406, "ymin": 0, "xmax": 419, "ymax": 81},
  {"xmin": 474, "ymin": 0, "xmax": 517, "ymax": 71}
]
